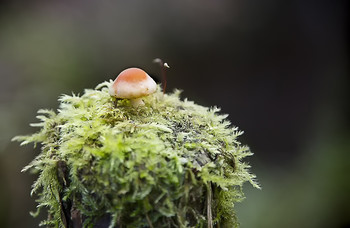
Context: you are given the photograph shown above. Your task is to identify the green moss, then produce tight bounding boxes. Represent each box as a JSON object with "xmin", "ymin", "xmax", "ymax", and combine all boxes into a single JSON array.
[{"xmin": 13, "ymin": 81, "xmax": 259, "ymax": 228}]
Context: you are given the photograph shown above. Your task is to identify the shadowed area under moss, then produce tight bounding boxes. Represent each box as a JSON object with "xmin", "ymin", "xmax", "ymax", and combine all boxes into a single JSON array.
[{"xmin": 13, "ymin": 81, "xmax": 259, "ymax": 228}]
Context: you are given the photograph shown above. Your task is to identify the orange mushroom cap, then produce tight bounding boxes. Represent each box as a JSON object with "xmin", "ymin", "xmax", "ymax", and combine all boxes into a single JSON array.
[{"xmin": 109, "ymin": 68, "xmax": 157, "ymax": 99}]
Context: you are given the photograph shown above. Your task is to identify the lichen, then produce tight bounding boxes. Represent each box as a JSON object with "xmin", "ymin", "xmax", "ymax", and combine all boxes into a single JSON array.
[{"xmin": 13, "ymin": 81, "xmax": 259, "ymax": 228}]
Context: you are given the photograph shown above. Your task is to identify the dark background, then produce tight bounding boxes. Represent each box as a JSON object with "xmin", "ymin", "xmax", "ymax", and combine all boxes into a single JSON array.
[{"xmin": 0, "ymin": 0, "xmax": 348, "ymax": 227}]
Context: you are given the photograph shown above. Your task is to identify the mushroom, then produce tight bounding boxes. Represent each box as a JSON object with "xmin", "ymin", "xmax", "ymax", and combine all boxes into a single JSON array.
[{"xmin": 109, "ymin": 67, "xmax": 157, "ymax": 107}]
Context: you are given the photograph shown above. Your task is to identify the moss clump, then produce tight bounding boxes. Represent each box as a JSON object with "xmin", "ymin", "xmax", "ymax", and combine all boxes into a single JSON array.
[{"xmin": 14, "ymin": 81, "xmax": 259, "ymax": 228}]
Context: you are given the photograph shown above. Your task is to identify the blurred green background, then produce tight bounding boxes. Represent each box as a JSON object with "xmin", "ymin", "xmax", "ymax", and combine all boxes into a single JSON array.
[{"xmin": 0, "ymin": 0, "xmax": 348, "ymax": 227}]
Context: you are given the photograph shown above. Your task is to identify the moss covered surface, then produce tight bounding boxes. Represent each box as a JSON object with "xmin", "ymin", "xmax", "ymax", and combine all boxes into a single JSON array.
[{"xmin": 13, "ymin": 81, "xmax": 259, "ymax": 228}]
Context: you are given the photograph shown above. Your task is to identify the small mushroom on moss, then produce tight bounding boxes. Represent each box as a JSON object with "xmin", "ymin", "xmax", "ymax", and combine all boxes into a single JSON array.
[{"xmin": 109, "ymin": 67, "xmax": 157, "ymax": 107}]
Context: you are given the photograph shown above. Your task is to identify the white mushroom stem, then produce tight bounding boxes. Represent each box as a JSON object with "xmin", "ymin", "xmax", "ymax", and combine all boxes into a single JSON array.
[{"xmin": 130, "ymin": 98, "xmax": 144, "ymax": 107}]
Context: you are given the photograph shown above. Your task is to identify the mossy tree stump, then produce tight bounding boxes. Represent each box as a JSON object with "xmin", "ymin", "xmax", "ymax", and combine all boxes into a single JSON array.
[{"xmin": 14, "ymin": 81, "xmax": 259, "ymax": 228}]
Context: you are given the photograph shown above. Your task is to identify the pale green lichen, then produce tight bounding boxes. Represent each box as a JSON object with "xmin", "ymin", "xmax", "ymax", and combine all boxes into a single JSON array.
[{"xmin": 13, "ymin": 81, "xmax": 259, "ymax": 228}]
